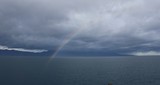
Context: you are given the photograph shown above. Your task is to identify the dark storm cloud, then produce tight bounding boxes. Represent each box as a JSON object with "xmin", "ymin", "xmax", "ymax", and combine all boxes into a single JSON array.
[
  {"xmin": 0, "ymin": 0, "xmax": 71, "ymax": 49},
  {"xmin": 0, "ymin": 0, "xmax": 160, "ymax": 55}
]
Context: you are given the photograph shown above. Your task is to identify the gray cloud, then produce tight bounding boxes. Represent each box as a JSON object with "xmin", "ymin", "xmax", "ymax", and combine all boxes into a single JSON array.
[{"xmin": 0, "ymin": 0, "xmax": 160, "ymax": 55}]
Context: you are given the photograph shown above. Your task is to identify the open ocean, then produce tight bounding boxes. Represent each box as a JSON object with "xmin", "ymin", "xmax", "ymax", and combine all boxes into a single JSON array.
[{"xmin": 0, "ymin": 56, "xmax": 160, "ymax": 85}]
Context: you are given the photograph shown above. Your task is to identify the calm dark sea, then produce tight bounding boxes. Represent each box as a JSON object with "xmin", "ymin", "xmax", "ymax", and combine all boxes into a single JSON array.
[{"xmin": 0, "ymin": 56, "xmax": 160, "ymax": 85}]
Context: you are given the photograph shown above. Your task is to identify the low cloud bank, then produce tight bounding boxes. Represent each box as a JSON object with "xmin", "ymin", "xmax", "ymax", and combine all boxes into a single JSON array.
[
  {"xmin": 131, "ymin": 51, "xmax": 160, "ymax": 56},
  {"xmin": 0, "ymin": 45, "xmax": 48, "ymax": 53}
]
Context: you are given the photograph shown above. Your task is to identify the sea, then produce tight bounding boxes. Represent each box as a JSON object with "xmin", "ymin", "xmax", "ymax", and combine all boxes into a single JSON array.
[{"xmin": 0, "ymin": 56, "xmax": 160, "ymax": 85}]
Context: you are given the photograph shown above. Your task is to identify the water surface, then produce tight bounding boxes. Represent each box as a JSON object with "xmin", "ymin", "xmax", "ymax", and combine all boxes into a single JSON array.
[{"xmin": 0, "ymin": 56, "xmax": 160, "ymax": 85}]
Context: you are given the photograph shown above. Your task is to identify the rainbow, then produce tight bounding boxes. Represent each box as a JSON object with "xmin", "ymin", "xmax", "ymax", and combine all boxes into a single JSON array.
[{"xmin": 47, "ymin": 28, "xmax": 83, "ymax": 64}]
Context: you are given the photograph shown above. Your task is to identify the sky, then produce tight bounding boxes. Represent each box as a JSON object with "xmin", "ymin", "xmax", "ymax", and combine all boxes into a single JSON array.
[{"xmin": 0, "ymin": 0, "xmax": 160, "ymax": 56}]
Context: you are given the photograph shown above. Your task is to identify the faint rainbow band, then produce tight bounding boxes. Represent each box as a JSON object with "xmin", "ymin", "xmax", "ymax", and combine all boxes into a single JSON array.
[{"xmin": 47, "ymin": 28, "xmax": 83, "ymax": 64}]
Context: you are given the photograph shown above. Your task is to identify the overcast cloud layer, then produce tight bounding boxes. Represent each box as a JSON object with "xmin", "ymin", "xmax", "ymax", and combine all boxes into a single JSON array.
[{"xmin": 0, "ymin": 0, "xmax": 160, "ymax": 55}]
